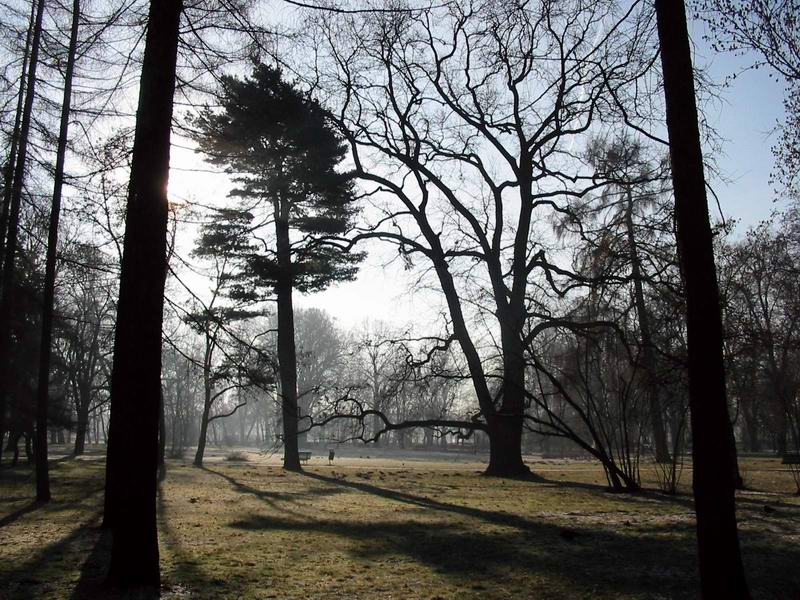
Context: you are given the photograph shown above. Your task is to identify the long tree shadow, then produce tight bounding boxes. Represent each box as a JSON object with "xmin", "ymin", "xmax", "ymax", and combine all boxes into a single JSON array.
[
  {"xmin": 156, "ymin": 479, "xmax": 236, "ymax": 599},
  {"xmin": 0, "ymin": 501, "xmax": 40, "ymax": 529},
  {"xmin": 202, "ymin": 466, "xmax": 346, "ymax": 512},
  {"xmin": 228, "ymin": 509, "xmax": 704, "ymax": 597},
  {"xmin": 285, "ymin": 470, "xmax": 799, "ymax": 598},
  {"xmin": 0, "ymin": 510, "xmax": 104, "ymax": 599},
  {"xmin": 68, "ymin": 526, "xmax": 113, "ymax": 600},
  {"xmin": 301, "ymin": 470, "xmax": 599, "ymax": 532}
]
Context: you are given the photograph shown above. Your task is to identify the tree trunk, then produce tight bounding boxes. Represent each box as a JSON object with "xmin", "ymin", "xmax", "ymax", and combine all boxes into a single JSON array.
[
  {"xmin": 34, "ymin": 0, "xmax": 81, "ymax": 503},
  {"xmin": 194, "ymin": 392, "xmax": 212, "ymax": 467},
  {"xmin": 485, "ymin": 324, "xmax": 530, "ymax": 478},
  {"xmin": 485, "ymin": 413, "xmax": 528, "ymax": 477},
  {"xmin": 0, "ymin": 0, "xmax": 45, "ymax": 473},
  {"xmin": 158, "ymin": 387, "xmax": 166, "ymax": 471},
  {"xmin": 74, "ymin": 405, "xmax": 89, "ymax": 456},
  {"xmin": 104, "ymin": 0, "xmax": 182, "ymax": 589},
  {"xmin": 654, "ymin": 1, "xmax": 750, "ymax": 597},
  {"xmin": 625, "ymin": 191, "xmax": 670, "ymax": 463},
  {"xmin": 25, "ymin": 433, "xmax": 33, "ymax": 463},
  {"xmin": 274, "ymin": 200, "xmax": 301, "ymax": 472}
]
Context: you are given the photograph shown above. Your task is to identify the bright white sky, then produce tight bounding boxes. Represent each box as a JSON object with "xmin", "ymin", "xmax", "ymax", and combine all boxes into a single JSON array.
[{"xmin": 166, "ymin": 12, "xmax": 789, "ymax": 332}]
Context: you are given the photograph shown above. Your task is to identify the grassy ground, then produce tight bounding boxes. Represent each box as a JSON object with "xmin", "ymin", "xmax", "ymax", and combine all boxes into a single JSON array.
[{"xmin": 1, "ymin": 449, "xmax": 798, "ymax": 599}]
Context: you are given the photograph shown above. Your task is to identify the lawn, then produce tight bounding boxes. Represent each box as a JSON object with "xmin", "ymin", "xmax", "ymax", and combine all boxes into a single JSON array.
[{"xmin": 1, "ymin": 449, "xmax": 798, "ymax": 599}]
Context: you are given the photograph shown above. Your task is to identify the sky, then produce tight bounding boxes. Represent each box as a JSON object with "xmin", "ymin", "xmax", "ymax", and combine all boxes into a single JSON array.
[{"xmin": 166, "ymin": 10, "xmax": 790, "ymax": 332}]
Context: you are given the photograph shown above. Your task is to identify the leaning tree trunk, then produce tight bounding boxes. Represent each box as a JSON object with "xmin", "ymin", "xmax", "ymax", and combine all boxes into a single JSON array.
[
  {"xmin": 0, "ymin": 0, "xmax": 45, "ymax": 472},
  {"xmin": 274, "ymin": 200, "xmax": 301, "ymax": 472},
  {"xmin": 193, "ymin": 381, "xmax": 213, "ymax": 467},
  {"xmin": 104, "ymin": 0, "xmax": 182, "ymax": 589},
  {"xmin": 624, "ymin": 192, "xmax": 670, "ymax": 463},
  {"xmin": 34, "ymin": 0, "xmax": 81, "ymax": 504},
  {"xmin": 654, "ymin": 1, "xmax": 750, "ymax": 597}
]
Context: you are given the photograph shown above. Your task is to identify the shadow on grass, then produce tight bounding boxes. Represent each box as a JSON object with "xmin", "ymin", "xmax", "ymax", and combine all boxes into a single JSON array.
[
  {"xmin": 0, "ymin": 509, "xmax": 104, "ymax": 599},
  {"xmin": 250, "ymin": 470, "xmax": 798, "ymax": 598},
  {"xmin": 0, "ymin": 501, "xmax": 40, "ymax": 529},
  {"xmin": 202, "ymin": 466, "xmax": 346, "ymax": 507},
  {"xmin": 156, "ymin": 480, "xmax": 229, "ymax": 599},
  {"xmin": 228, "ymin": 506, "xmax": 703, "ymax": 597},
  {"xmin": 68, "ymin": 526, "xmax": 113, "ymax": 600}
]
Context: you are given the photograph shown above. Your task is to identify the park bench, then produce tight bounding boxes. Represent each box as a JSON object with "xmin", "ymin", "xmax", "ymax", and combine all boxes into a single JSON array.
[
  {"xmin": 298, "ymin": 451, "xmax": 312, "ymax": 463},
  {"xmin": 782, "ymin": 454, "xmax": 800, "ymax": 465}
]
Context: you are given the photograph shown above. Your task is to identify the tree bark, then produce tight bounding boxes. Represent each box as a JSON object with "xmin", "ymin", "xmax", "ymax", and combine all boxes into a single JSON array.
[
  {"xmin": 485, "ymin": 413, "xmax": 527, "ymax": 476},
  {"xmin": 274, "ymin": 200, "xmax": 301, "ymax": 472},
  {"xmin": 485, "ymin": 313, "xmax": 531, "ymax": 478},
  {"xmin": 654, "ymin": 1, "xmax": 750, "ymax": 597},
  {"xmin": 104, "ymin": 0, "xmax": 182, "ymax": 589}
]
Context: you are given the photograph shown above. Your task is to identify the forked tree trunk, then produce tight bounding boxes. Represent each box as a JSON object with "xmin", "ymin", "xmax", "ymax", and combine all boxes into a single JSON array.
[
  {"xmin": 104, "ymin": 0, "xmax": 182, "ymax": 589},
  {"xmin": 274, "ymin": 201, "xmax": 301, "ymax": 472},
  {"xmin": 654, "ymin": 1, "xmax": 750, "ymax": 597}
]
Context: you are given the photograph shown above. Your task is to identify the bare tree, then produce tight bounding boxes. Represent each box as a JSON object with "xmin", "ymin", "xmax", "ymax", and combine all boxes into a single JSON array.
[{"xmin": 310, "ymin": 0, "xmax": 660, "ymax": 476}]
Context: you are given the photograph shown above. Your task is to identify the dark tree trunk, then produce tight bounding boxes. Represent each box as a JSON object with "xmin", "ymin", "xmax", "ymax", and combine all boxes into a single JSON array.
[
  {"xmin": 74, "ymin": 406, "xmax": 88, "ymax": 456},
  {"xmin": 34, "ymin": 0, "xmax": 81, "ymax": 504},
  {"xmin": 104, "ymin": 0, "xmax": 182, "ymax": 589},
  {"xmin": 0, "ymin": 0, "xmax": 45, "ymax": 471},
  {"xmin": 194, "ymin": 390, "xmax": 212, "ymax": 467},
  {"xmin": 158, "ymin": 388, "xmax": 166, "ymax": 471},
  {"xmin": 654, "ymin": 1, "xmax": 750, "ymax": 597},
  {"xmin": 774, "ymin": 397, "xmax": 788, "ymax": 455},
  {"xmin": 25, "ymin": 433, "xmax": 33, "ymax": 463},
  {"xmin": 485, "ymin": 413, "xmax": 528, "ymax": 477},
  {"xmin": 741, "ymin": 401, "xmax": 760, "ymax": 452},
  {"xmin": 728, "ymin": 417, "xmax": 744, "ymax": 489},
  {"xmin": 274, "ymin": 201, "xmax": 301, "ymax": 472},
  {"xmin": 625, "ymin": 192, "xmax": 670, "ymax": 463},
  {"xmin": 8, "ymin": 431, "xmax": 21, "ymax": 465},
  {"xmin": 485, "ymin": 323, "xmax": 530, "ymax": 478}
]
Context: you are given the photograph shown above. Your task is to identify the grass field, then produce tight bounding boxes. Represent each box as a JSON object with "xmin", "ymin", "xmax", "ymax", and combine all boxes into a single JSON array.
[{"xmin": 1, "ymin": 448, "xmax": 798, "ymax": 599}]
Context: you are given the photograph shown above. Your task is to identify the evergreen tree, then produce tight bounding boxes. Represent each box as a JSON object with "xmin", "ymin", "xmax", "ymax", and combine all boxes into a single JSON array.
[{"xmin": 191, "ymin": 62, "xmax": 362, "ymax": 470}]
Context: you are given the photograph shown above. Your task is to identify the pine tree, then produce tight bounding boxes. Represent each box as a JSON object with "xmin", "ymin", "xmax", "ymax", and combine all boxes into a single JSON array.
[{"xmin": 191, "ymin": 62, "xmax": 362, "ymax": 470}]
